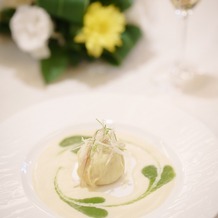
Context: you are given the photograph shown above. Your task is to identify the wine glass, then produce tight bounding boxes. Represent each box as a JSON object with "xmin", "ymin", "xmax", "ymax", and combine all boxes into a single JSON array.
[{"xmin": 155, "ymin": 0, "xmax": 202, "ymax": 91}]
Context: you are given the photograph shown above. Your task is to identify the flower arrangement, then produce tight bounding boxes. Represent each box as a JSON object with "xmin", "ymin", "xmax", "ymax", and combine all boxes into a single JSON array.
[{"xmin": 0, "ymin": 0, "xmax": 142, "ymax": 83}]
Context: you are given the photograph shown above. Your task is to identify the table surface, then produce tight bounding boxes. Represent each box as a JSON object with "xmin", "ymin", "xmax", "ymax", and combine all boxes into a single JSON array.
[{"xmin": 0, "ymin": 0, "xmax": 218, "ymax": 217}]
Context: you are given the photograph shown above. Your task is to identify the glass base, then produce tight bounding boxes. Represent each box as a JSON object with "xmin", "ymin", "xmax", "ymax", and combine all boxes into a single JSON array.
[{"xmin": 152, "ymin": 62, "xmax": 206, "ymax": 93}]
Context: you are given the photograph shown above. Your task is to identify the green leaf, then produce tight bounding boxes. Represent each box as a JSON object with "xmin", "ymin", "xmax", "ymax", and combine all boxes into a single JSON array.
[
  {"xmin": 40, "ymin": 42, "xmax": 69, "ymax": 83},
  {"xmin": 152, "ymin": 165, "xmax": 176, "ymax": 192},
  {"xmin": 59, "ymin": 135, "xmax": 90, "ymax": 147},
  {"xmin": 0, "ymin": 8, "xmax": 15, "ymax": 34},
  {"xmin": 0, "ymin": 23, "xmax": 10, "ymax": 34},
  {"xmin": 0, "ymin": 8, "xmax": 15, "ymax": 21},
  {"xmin": 141, "ymin": 165, "xmax": 158, "ymax": 190},
  {"xmin": 36, "ymin": 0, "xmax": 89, "ymax": 24},
  {"xmin": 69, "ymin": 24, "xmax": 82, "ymax": 37},
  {"xmin": 102, "ymin": 24, "xmax": 142, "ymax": 65},
  {"xmin": 91, "ymin": 0, "xmax": 133, "ymax": 11}
]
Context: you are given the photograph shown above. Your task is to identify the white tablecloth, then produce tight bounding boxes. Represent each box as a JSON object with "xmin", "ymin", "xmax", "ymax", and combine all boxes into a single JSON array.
[{"xmin": 0, "ymin": 1, "xmax": 218, "ymax": 216}]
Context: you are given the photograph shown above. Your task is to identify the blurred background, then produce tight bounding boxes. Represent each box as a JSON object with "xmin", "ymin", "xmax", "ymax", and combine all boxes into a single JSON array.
[{"xmin": 0, "ymin": 0, "xmax": 218, "ymax": 133}]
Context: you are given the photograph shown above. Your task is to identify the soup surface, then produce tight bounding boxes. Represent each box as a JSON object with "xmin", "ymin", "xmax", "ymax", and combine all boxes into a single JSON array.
[{"xmin": 33, "ymin": 127, "xmax": 176, "ymax": 218}]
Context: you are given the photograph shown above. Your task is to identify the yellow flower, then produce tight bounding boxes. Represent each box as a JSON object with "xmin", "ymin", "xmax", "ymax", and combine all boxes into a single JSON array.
[{"xmin": 74, "ymin": 2, "xmax": 126, "ymax": 58}]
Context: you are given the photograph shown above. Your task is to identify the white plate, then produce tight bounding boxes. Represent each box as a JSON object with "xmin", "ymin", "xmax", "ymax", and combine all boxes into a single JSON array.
[{"xmin": 0, "ymin": 94, "xmax": 218, "ymax": 218}]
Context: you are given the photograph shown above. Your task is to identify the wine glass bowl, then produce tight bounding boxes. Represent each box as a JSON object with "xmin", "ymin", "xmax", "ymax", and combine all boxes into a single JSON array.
[
  {"xmin": 171, "ymin": 0, "xmax": 200, "ymax": 11},
  {"xmin": 171, "ymin": 0, "xmax": 200, "ymax": 18}
]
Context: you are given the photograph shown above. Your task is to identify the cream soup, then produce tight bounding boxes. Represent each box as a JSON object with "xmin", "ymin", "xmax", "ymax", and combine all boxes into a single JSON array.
[{"xmin": 33, "ymin": 127, "xmax": 176, "ymax": 218}]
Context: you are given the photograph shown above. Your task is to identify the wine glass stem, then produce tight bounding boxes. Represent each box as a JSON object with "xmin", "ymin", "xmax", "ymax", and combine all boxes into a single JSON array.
[{"xmin": 178, "ymin": 14, "xmax": 189, "ymax": 67}]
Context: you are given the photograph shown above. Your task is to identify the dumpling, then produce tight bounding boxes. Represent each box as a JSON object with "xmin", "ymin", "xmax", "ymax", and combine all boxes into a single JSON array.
[{"xmin": 77, "ymin": 124, "xmax": 125, "ymax": 187}]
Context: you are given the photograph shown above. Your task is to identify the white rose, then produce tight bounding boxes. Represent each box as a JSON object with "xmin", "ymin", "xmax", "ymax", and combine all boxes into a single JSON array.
[{"xmin": 10, "ymin": 5, "xmax": 53, "ymax": 59}]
